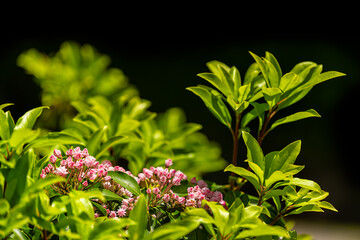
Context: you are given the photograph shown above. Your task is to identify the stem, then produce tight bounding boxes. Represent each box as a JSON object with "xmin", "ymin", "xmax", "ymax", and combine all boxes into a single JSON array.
[
  {"xmin": 229, "ymin": 113, "xmax": 241, "ymax": 190},
  {"xmin": 258, "ymin": 109, "xmax": 277, "ymax": 146},
  {"xmin": 231, "ymin": 113, "xmax": 241, "ymax": 167}
]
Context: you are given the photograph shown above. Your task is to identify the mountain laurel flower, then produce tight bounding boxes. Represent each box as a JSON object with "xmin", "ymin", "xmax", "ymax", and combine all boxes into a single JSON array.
[
  {"xmin": 54, "ymin": 166, "xmax": 69, "ymax": 177},
  {"xmin": 41, "ymin": 147, "xmax": 112, "ymax": 194},
  {"xmin": 49, "ymin": 155, "xmax": 57, "ymax": 164},
  {"xmin": 165, "ymin": 159, "xmax": 173, "ymax": 168},
  {"xmin": 54, "ymin": 149, "xmax": 62, "ymax": 158}
]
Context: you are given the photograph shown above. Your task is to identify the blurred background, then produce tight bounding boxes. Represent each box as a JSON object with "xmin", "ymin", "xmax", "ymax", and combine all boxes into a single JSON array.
[{"xmin": 0, "ymin": 31, "xmax": 359, "ymax": 237}]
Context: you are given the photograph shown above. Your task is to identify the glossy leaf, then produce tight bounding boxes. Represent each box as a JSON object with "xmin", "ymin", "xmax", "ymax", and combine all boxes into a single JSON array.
[
  {"xmin": 262, "ymin": 87, "xmax": 282, "ymax": 109},
  {"xmin": 270, "ymin": 109, "xmax": 321, "ymax": 131},
  {"xmin": 13, "ymin": 106, "xmax": 49, "ymax": 131},
  {"xmin": 197, "ymin": 72, "xmax": 228, "ymax": 96},
  {"xmin": 107, "ymin": 171, "xmax": 141, "ymax": 196},
  {"xmin": 128, "ymin": 194, "xmax": 147, "ymax": 240},
  {"xmin": 242, "ymin": 131, "xmax": 265, "ymax": 170},
  {"xmin": 267, "ymin": 140, "xmax": 302, "ymax": 176},
  {"xmin": 236, "ymin": 223, "xmax": 289, "ymax": 239},
  {"xmin": 224, "ymin": 164, "xmax": 260, "ymax": 190},
  {"xmin": 86, "ymin": 125, "xmax": 107, "ymax": 155},
  {"xmin": 147, "ymin": 219, "xmax": 200, "ymax": 240},
  {"xmin": 187, "ymin": 85, "xmax": 232, "ymax": 129},
  {"xmin": 288, "ymin": 178, "xmax": 322, "ymax": 192}
]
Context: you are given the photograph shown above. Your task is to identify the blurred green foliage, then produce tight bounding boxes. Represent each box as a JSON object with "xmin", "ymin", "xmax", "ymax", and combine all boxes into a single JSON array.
[{"xmin": 17, "ymin": 41, "xmax": 138, "ymax": 129}]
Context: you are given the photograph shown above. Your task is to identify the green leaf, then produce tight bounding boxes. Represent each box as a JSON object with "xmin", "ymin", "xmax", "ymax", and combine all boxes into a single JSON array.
[
  {"xmin": 224, "ymin": 164, "xmax": 260, "ymax": 190},
  {"xmin": 86, "ymin": 125, "xmax": 108, "ymax": 155},
  {"xmin": 279, "ymin": 72, "xmax": 302, "ymax": 93},
  {"xmin": 242, "ymin": 131, "xmax": 265, "ymax": 170},
  {"xmin": 293, "ymin": 71, "xmax": 346, "ymax": 95},
  {"xmin": 247, "ymin": 161, "xmax": 264, "ymax": 185},
  {"xmin": 0, "ymin": 103, "xmax": 13, "ymax": 110},
  {"xmin": 25, "ymin": 176, "xmax": 66, "ymax": 194},
  {"xmin": 95, "ymin": 135, "xmax": 129, "ymax": 159},
  {"xmin": 202, "ymin": 200, "xmax": 229, "ymax": 234},
  {"xmin": 263, "ymin": 58, "xmax": 280, "ymax": 88},
  {"xmin": 89, "ymin": 218, "xmax": 134, "ymax": 240},
  {"xmin": 270, "ymin": 109, "xmax": 321, "ymax": 131},
  {"xmin": 268, "ymin": 140, "xmax": 302, "ymax": 176},
  {"xmin": 14, "ymin": 106, "xmax": 49, "ymax": 131},
  {"xmin": 288, "ymin": 178, "xmax": 322, "ymax": 192},
  {"xmin": 147, "ymin": 219, "xmax": 200, "ymax": 240},
  {"xmin": 230, "ymin": 66, "xmax": 241, "ymax": 98},
  {"xmin": 187, "ymin": 86, "xmax": 232, "ymax": 129},
  {"xmin": 236, "ymin": 224, "xmax": 289, "ymax": 239},
  {"xmin": 265, "ymin": 171, "xmax": 286, "ymax": 188},
  {"xmin": 25, "ymin": 132, "xmax": 85, "ymax": 150},
  {"xmin": 317, "ymin": 201, "xmax": 338, "ymax": 212},
  {"xmin": 285, "ymin": 204, "xmax": 323, "ymax": 216},
  {"xmin": 197, "ymin": 72, "xmax": 228, "ymax": 96},
  {"xmin": 262, "ymin": 87, "xmax": 282, "ymax": 109},
  {"xmin": 128, "ymin": 194, "xmax": 147, "ymax": 240},
  {"xmin": 9, "ymin": 128, "xmax": 40, "ymax": 149},
  {"xmin": 249, "ymin": 51, "xmax": 270, "ymax": 87},
  {"xmin": 265, "ymin": 51, "xmax": 282, "ymax": 80},
  {"xmin": 100, "ymin": 189, "xmax": 123, "ymax": 201},
  {"xmin": 0, "ymin": 110, "xmax": 10, "ymax": 140},
  {"xmin": 107, "ymin": 171, "xmax": 140, "ymax": 196},
  {"xmin": 0, "ymin": 199, "xmax": 10, "ymax": 215}
]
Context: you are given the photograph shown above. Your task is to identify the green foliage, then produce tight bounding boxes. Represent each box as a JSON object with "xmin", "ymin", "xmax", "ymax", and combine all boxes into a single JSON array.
[
  {"xmin": 0, "ymin": 46, "xmax": 343, "ymax": 239},
  {"xmin": 17, "ymin": 41, "xmax": 138, "ymax": 130}
]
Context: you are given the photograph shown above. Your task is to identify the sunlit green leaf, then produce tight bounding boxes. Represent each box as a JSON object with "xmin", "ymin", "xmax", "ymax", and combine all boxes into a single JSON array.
[
  {"xmin": 187, "ymin": 85, "xmax": 232, "ymax": 129},
  {"xmin": 107, "ymin": 171, "xmax": 140, "ymax": 196},
  {"xmin": 270, "ymin": 109, "xmax": 321, "ymax": 132},
  {"xmin": 242, "ymin": 131, "xmax": 265, "ymax": 170},
  {"xmin": 224, "ymin": 164, "xmax": 260, "ymax": 190},
  {"xmin": 14, "ymin": 106, "xmax": 49, "ymax": 131}
]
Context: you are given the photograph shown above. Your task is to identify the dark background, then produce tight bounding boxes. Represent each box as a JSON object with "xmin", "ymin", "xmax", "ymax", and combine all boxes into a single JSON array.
[{"xmin": 0, "ymin": 31, "xmax": 359, "ymax": 223}]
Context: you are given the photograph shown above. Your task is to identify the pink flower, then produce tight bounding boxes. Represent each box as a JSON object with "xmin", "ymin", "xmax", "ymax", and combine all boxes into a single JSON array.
[
  {"xmin": 109, "ymin": 211, "xmax": 117, "ymax": 218},
  {"xmin": 197, "ymin": 180, "xmax": 208, "ymax": 188},
  {"xmin": 175, "ymin": 170, "xmax": 186, "ymax": 181},
  {"xmin": 94, "ymin": 213, "xmax": 100, "ymax": 218},
  {"xmin": 138, "ymin": 173, "xmax": 146, "ymax": 181},
  {"xmin": 49, "ymin": 155, "xmax": 57, "ymax": 164},
  {"xmin": 190, "ymin": 177, "xmax": 197, "ymax": 184},
  {"xmin": 66, "ymin": 148, "xmax": 74, "ymax": 156},
  {"xmin": 146, "ymin": 188, "xmax": 152, "ymax": 194},
  {"xmin": 117, "ymin": 208, "xmax": 126, "ymax": 217},
  {"xmin": 153, "ymin": 187, "xmax": 160, "ymax": 194},
  {"xmin": 54, "ymin": 166, "xmax": 69, "ymax": 177},
  {"xmin": 165, "ymin": 159, "xmax": 173, "ymax": 168},
  {"xmin": 40, "ymin": 169, "xmax": 46, "ymax": 179},
  {"xmin": 163, "ymin": 194, "xmax": 170, "ymax": 203},
  {"xmin": 172, "ymin": 176, "xmax": 181, "ymax": 186},
  {"xmin": 84, "ymin": 156, "xmax": 96, "ymax": 167},
  {"xmin": 54, "ymin": 149, "xmax": 62, "ymax": 158},
  {"xmin": 143, "ymin": 168, "xmax": 153, "ymax": 178},
  {"xmin": 159, "ymin": 175, "xmax": 167, "ymax": 183},
  {"xmin": 82, "ymin": 181, "xmax": 88, "ymax": 187},
  {"xmin": 81, "ymin": 148, "xmax": 89, "ymax": 157}
]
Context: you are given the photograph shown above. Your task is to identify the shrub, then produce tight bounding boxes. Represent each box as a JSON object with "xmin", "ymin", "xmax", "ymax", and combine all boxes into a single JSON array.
[{"xmin": 0, "ymin": 44, "xmax": 344, "ymax": 239}]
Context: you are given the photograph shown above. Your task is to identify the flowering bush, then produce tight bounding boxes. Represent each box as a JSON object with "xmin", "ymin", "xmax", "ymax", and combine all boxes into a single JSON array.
[{"xmin": 0, "ymin": 44, "xmax": 345, "ymax": 240}]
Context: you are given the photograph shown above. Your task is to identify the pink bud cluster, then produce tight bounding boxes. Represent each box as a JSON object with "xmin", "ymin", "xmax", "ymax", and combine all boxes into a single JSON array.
[
  {"xmin": 187, "ymin": 178, "xmax": 227, "ymax": 208},
  {"xmin": 40, "ymin": 147, "xmax": 111, "ymax": 194},
  {"xmin": 138, "ymin": 159, "xmax": 188, "ymax": 208},
  {"xmin": 94, "ymin": 196, "xmax": 139, "ymax": 219}
]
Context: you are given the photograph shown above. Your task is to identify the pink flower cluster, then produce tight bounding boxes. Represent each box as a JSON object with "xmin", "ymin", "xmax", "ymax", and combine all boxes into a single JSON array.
[
  {"xmin": 40, "ymin": 147, "xmax": 110, "ymax": 194},
  {"xmin": 138, "ymin": 159, "xmax": 188, "ymax": 208},
  {"xmin": 187, "ymin": 178, "xmax": 227, "ymax": 208},
  {"xmin": 41, "ymin": 147, "xmax": 226, "ymax": 218}
]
